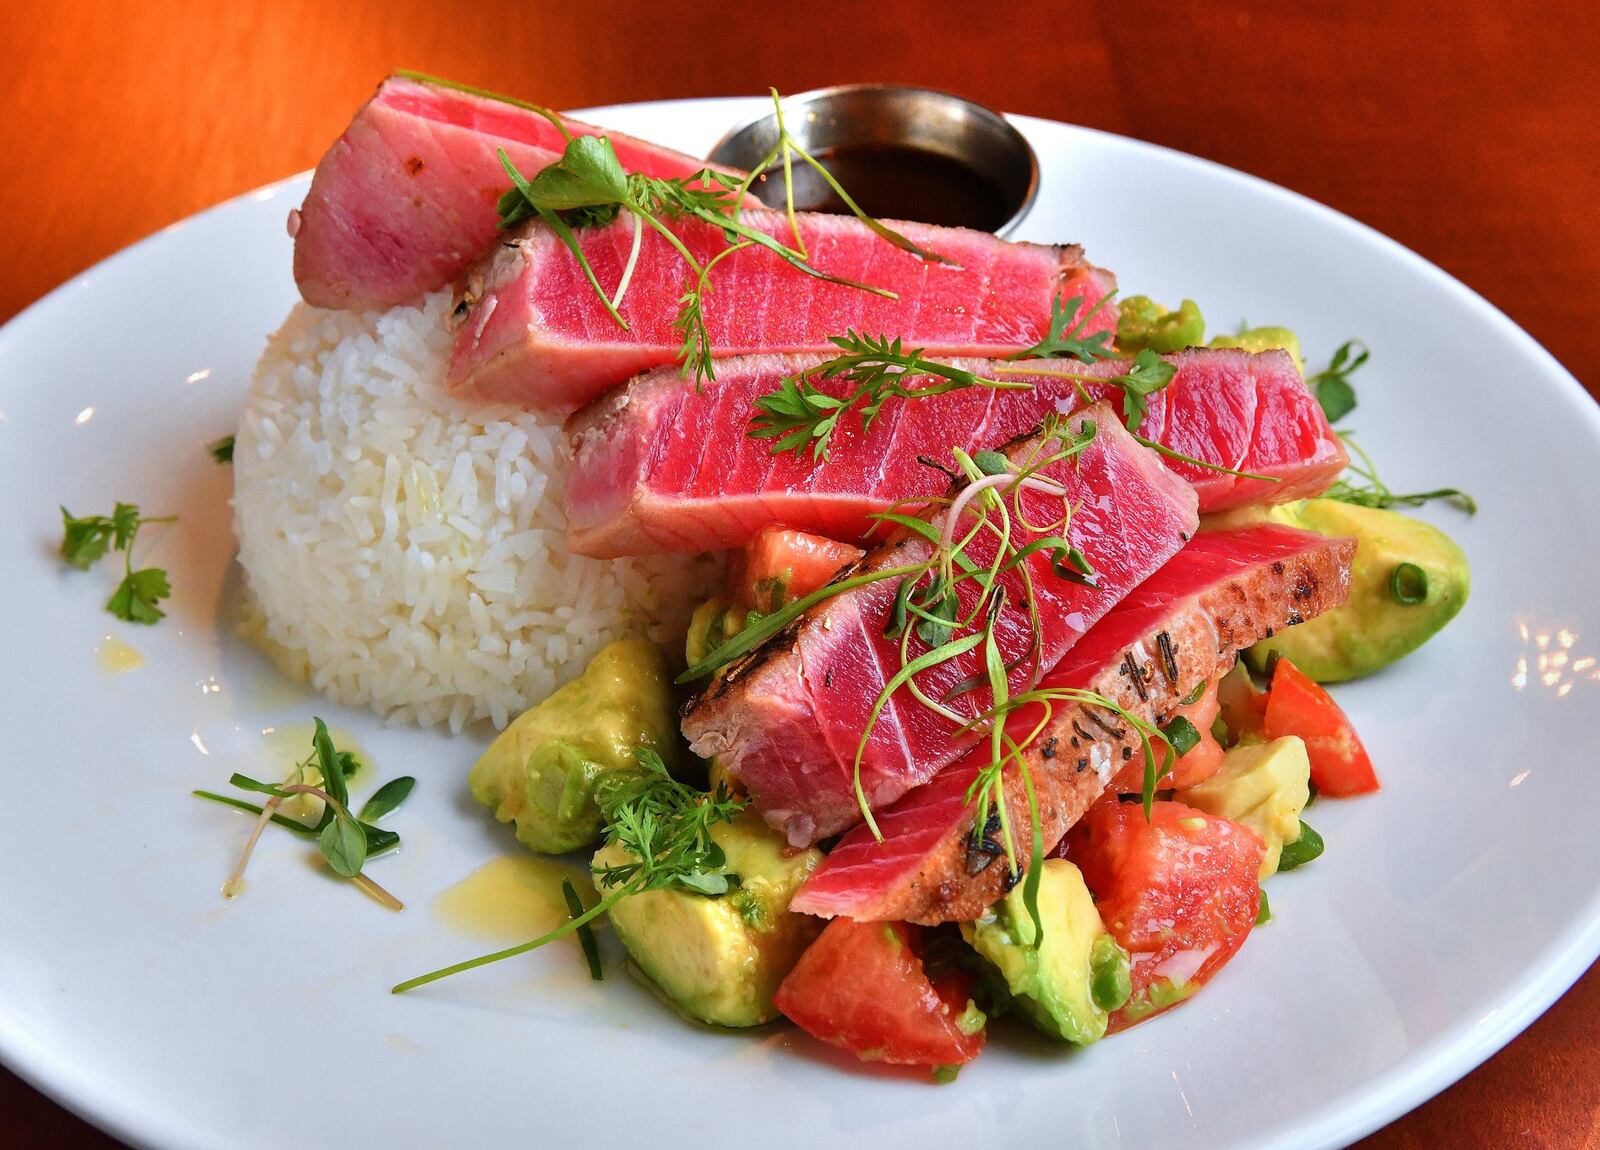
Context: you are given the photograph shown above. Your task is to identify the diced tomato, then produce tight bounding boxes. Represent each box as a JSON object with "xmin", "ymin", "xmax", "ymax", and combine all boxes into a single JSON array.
[
  {"xmin": 1263, "ymin": 657, "xmax": 1379, "ymax": 796},
  {"xmin": 731, "ymin": 527, "xmax": 862, "ymax": 614},
  {"xmin": 1110, "ymin": 675, "xmax": 1226, "ymax": 792},
  {"xmin": 773, "ymin": 919, "xmax": 985, "ymax": 1067},
  {"xmin": 1065, "ymin": 798, "xmax": 1264, "ymax": 1032}
]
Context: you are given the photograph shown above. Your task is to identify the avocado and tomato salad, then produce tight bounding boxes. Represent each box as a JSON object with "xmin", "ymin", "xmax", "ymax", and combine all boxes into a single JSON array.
[{"xmin": 441, "ymin": 315, "xmax": 1469, "ymax": 1081}]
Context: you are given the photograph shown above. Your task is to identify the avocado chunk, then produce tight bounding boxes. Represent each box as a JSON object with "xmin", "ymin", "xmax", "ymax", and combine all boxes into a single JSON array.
[
  {"xmin": 1243, "ymin": 498, "xmax": 1471, "ymax": 682},
  {"xmin": 469, "ymin": 639, "xmax": 680, "ymax": 854},
  {"xmin": 1182, "ymin": 737, "xmax": 1311, "ymax": 877},
  {"xmin": 685, "ymin": 596, "xmax": 750, "ymax": 668},
  {"xmin": 1116, "ymin": 295, "xmax": 1206, "ymax": 354},
  {"xmin": 961, "ymin": 859, "xmax": 1131, "ymax": 1045},
  {"xmin": 1209, "ymin": 325, "xmax": 1305, "ymax": 372},
  {"xmin": 594, "ymin": 812, "xmax": 823, "ymax": 1027}
]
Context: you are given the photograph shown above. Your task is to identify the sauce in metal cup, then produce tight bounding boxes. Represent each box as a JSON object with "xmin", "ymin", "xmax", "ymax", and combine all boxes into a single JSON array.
[{"xmin": 708, "ymin": 85, "xmax": 1039, "ymax": 237}]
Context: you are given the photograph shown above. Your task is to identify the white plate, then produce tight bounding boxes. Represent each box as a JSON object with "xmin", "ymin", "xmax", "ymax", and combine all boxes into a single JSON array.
[{"xmin": 1, "ymin": 96, "xmax": 1597, "ymax": 1150}]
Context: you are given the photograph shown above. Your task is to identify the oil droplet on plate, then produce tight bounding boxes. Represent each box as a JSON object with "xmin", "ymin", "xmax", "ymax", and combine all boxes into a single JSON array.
[
  {"xmin": 96, "ymin": 635, "xmax": 145, "ymax": 674},
  {"xmin": 434, "ymin": 855, "xmax": 594, "ymax": 942}
]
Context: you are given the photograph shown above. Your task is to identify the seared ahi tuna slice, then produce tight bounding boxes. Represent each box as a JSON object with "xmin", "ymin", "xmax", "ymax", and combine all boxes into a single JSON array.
[
  {"xmin": 682, "ymin": 404, "xmax": 1197, "ymax": 847},
  {"xmin": 789, "ymin": 525, "xmax": 1355, "ymax": 924},
  {"xmin": 449, "ymin": 210, "xmax": 1117, "ymax": 410},
  {"xmin": 566, "ymin": 348, "xmax": 1344, "ymax": 558},
  {"xmin": 293, "ymin": 74, "xmax": 733, "ymax": 310}
]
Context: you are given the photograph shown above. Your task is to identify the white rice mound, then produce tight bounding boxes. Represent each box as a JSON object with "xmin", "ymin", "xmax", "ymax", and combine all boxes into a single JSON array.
[{"xmin": 233, "ymin": 291, "xmax": 720, "ymax": 732}]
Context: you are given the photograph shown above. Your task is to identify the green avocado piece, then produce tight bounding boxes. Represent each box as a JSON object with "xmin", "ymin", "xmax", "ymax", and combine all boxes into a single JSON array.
[
  {"xmin": 469, "ymin": 639, "xmax": 680, "ymax": 854},
  {"xmin": 1116, "ymin": 295, "xmax": 1206, "ymax": 354},
  {"xmin": 1208, "ymin": 325, "xmax": 1304, "ymax": 372},
  {"xmin": 684, "ymin": 596, "xmax": 750, "ymax": 669},
  {"xmin": 961, "ymin": 859, "xmax": 1130, "ymax": 1045},
  {"xmin": 1183, "ymin": 737, "xmax": 1310, "ymax": 877},
  {"xmin": 594, "ymin": 813, "xmax": 822, "ymax": 1027},
  {"xmin": 1243, "ymin": 499, "xmax": 1470, "ymax": 682}
]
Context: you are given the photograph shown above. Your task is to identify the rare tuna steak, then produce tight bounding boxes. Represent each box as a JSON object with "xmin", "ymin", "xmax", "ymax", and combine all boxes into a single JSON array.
[
  {"xmin": 789, "ymin": 525, "xmax": 1355, "ymax": 924},
  {"xmin": 567, "ymin": 347, "xmax": 1344, "ymax": 557},
  {"xmin": 448, "ymin": 210, "xmax": 1117, "ymax": 410},
  {"xmin": 293, "ymin": 74, "xmax": 729, "ymax": 311},
  {"xmin": 681, "ymin": 403, "xmax": 1197, "ymax": 847}
]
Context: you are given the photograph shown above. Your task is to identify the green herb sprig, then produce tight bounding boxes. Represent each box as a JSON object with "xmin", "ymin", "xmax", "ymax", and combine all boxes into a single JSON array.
[
  {"xmin": 194, "ymin": 718, "xmax": 413, "ymax": 910},
  {"xmin": 749, "ymin": 332, "xmax": 1031, "ymax": 460},
  {"xmin": 59, "ymin": 503, "xmax": 177, "ymax": 624},
  {"xmin": 1325, "ymin": 434, "xmax": 1476, "ymax": 514},
  {"xmin": 1306, "ymin": 339, "xmax": 1367, "ymax": 423},
  {"xmin": 748, "ymin": 294, "xmax": 1196, "ymax": 464},
  {"xmin": 492, "ymin": 89, "xmax": 951, "ymax": 384},
  {"xmin": 393, "ymin": 747, "xmax": 743, "ymax": 993},
  {"xmin": 208, "ymin": 436, "xmax": 234, "ymax": 464}
]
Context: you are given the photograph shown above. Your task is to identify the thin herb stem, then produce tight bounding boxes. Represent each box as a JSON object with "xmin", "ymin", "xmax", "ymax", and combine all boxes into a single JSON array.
[{"xmin": 393, "ymin": 881, "xmax": 630, "ymax": 994}]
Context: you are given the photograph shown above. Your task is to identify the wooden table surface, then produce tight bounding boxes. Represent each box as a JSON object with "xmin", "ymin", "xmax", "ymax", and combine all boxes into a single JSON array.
[{"xmin": 3, "ymin": 2, "xmax": 1596, "ymax": 1146}]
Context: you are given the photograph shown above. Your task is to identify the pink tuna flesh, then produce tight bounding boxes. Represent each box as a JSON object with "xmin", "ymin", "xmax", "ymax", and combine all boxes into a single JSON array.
[
  {"xmin": 567, "ymin": 347, "xmax": 1345, "ymax": 558},
  {"xmin": 680, "ymin": 403, "xmax": 1198, "ymax": 847},
  {"xmin": 448, "ymin": 210, "xmax": 1117, "ymax": 411},
  {"xmin": 293, "ymin": 74, "xmax": 731, "ymax": 311},
  {"xmin": 790, "ymin": 525, "xmax": 1355, "ymax": 923}
]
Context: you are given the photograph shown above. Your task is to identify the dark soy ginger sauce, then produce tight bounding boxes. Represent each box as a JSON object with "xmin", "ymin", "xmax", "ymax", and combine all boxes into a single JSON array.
[{"xmin": 752, "ymin": 144, "xmax": 1013, "ymax": 233}]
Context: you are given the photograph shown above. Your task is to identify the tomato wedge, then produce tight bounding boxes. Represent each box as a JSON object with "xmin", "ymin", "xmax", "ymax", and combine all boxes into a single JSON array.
[
  {"xmin": 1065, "ymin": 798, "xmax": 1264, "ymax": 1032},
  {"xmin": 732, "ymin": 526, "xmax": 863, "ymax": 614},
  {"xmin": 1263, "ymin": 657, "xmax": 1378, "ymax": 796},
  {"xmin": 1111, "ymin": 675, "xmax": 1226, "ymax": 793},
  {"xmin": 773, "ymin": 919, "xmax": 985, "ymax": 1067}
]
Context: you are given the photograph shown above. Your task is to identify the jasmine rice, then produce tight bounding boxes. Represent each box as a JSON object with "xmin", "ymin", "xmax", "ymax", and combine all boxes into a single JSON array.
[{"xmin": 233, "ymin": 290, "xmax": 719, "ymax": 732}]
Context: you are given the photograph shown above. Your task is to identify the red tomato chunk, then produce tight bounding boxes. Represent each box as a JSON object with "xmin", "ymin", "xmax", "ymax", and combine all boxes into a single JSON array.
[
  {"xmin": 1264, "ymin": 657, "xmax": 1379, "ymax": 796},
  {"xmin": 1065, "ymin": 798, "xmax": 1264, "ymax": 1031},
  {"xmin": 732, "ymin": 526, "xmax": 863, "ymax": 614},
  {"xmin": 774, "ymin": 919, "xmax": 985, "ymax": 1067}
]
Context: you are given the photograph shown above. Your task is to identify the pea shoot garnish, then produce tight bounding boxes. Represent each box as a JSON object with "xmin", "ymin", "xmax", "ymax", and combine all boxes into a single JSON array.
[
  {"xmin": 1306, "ymin": 339, "xmax": 1367, "ymax": 423},
  {"xmin": 491, "ymin": 89, "xmax": 950, "ymax": 384},
  {"xmin": 59, "ymin": 503, "xmax": 177, "ymax": 624},
  {"xmin": 393, "ymin": 747, "xmax": 742, "ymax": 993},
  {"xmin": 1325, "ymin": 434, "xmax": 1476, "ymax": 514},
  {"xmin": 193, "ymin": 719, "xmax": 414, "ymax": 911}
]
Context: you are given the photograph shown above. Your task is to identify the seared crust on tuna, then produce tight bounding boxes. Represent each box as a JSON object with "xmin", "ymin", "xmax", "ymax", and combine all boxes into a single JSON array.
[{"xmin": 790, "ymin": 525, "xmax": 1355, "ymax": 924}]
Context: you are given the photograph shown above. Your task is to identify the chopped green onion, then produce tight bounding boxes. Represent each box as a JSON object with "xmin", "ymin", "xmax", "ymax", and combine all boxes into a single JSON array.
[
  {"xmin": 1161, "ymin": 715, "xmax": 1202, "ymax": 757},
  {"xmin": 1389, "ymin": 562, "xmax": 1428, "ymax": 605},
  {"xmin": 1277, "ymin": 821, "xmax": 1325, "ymax": 872}
]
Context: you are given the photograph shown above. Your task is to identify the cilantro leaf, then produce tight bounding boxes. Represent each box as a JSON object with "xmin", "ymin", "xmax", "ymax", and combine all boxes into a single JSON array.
[
  {"xmin": 107, "ymin": 567, "xmax": 171, "ymax": 624},
  {"xmin": 1113, "ymin": 349, "xmax": 1178, "ymax": 430},
  {"xmin": 110, "ymin": 503, "xmax": 142, "ymax": 551},
  {"xmin": 1008, "ymin": 295, "xmax": 1117, "ymax": 364},
  {"xmin": 59, "ymin": 508, "xmax": 115, "ymax": 569}
]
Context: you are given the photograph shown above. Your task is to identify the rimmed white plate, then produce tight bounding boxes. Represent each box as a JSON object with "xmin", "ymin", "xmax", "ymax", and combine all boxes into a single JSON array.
[{"xmin": 1, "ymin": 97, "xmax": 1596, "ymax": 1150}]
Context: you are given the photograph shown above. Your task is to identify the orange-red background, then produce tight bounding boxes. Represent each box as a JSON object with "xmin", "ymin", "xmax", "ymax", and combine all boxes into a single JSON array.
[{"xmin": 2, "ymin": 2, "xmax": 1596, "ymax": 1147}]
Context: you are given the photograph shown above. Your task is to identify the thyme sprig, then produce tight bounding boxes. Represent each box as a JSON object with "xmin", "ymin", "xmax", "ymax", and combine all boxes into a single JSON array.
[
  {"xmin": 749, "ymin": 332, "xmax": 1031, "ymax": 460},
  {"xmin": 393, "ymin": 748, "xmax": 743, "ymax": 993},
  {"xmin": 748, "ymin": 297, "xmax": 1187, "ymax": 462},
  {"xmin": 492, "ymin": 89, "xmax": 951, "ymax": 384}
]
